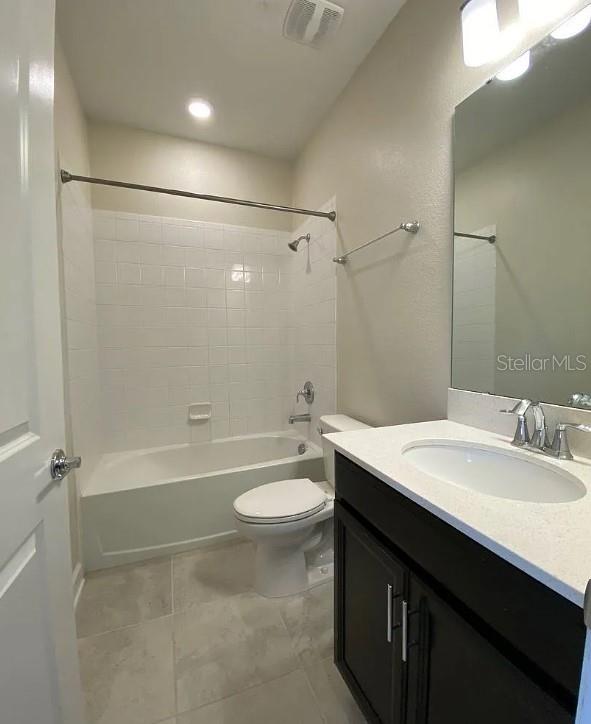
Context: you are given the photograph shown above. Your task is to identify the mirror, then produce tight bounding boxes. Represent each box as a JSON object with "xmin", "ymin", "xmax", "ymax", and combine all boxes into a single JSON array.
[{"xmin": 452, "ymin": 12, "xmax": 591, "ymax": 409}]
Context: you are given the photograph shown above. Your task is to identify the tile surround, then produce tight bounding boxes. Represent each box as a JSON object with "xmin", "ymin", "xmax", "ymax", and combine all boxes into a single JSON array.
[{"xmin": 93, "ymin": 205, "xmax": 337, "ymax": 453}]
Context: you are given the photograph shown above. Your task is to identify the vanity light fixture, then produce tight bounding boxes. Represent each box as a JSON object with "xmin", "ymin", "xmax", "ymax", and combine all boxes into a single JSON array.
[
  {"xmin": 461, "ymin": 0, "xmax": 501, "ymax": 67},
  {"xmin": 551, "ymin": 4, "xmax": 591, "ymax": 39},
  {"xmin": 518, "ymin": 0, "xmax": 578, "ymax": 26},
  {"xmin": 461, "ymin": 0, "xmax": 520, "ymax": 67},
  {"xmin": 188, "ymin": 98, "xmax": 213, "ymax": 120},
  {"xmin": 496, "ymin": 50, "xmax": 531, "ymax": 81}
]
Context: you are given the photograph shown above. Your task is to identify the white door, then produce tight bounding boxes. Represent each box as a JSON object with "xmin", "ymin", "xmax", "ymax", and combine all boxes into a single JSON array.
[{"xmin": 0, "ymin": 0, "xmax": 85, "ymax": 722}]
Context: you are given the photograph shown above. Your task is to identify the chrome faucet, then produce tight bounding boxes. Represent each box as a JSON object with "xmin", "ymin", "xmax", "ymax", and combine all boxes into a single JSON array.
[
  {"xmin": 289, "ymin": 413, "xmax": 311, "ymax": 424},
  {"xmin": 500, "ymin": 399, "xmax": 548, "ymax": 451},
  {"xmin": 500, "ymin": 399, "xmax": 532, "ymax": 447},
  {"xmin": 529, "ymin": 403, "xmax": 550, "ymax": 451},
  {"xmin": 501, "ymin": 399, "xmax": 591, "ymax": 460}
]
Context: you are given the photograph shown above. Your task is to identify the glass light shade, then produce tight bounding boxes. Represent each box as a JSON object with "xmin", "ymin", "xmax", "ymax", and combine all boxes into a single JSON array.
[
  {"xmin": 461, "ymin": 0, "xmax": 501, "ymax": 67},
  {"xmin": 461, "ymin": 0, "xmax": 520, "ymax": 67},
  {"xmin": 551, "ymin": 5, "xmax": 591, "ymax": 39},
  {"xmin": 518, "ymin": 0, "xmax": 578, "ymax": 26},
  {"xmin": 496, "ymin": 50, "xmax": 531, "ymax": 80}
]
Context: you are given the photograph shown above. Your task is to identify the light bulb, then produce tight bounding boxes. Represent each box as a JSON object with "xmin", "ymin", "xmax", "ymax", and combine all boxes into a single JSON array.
[{"xmin": 188, "ymin": 99, "xmax": 213, "ymax": 120}]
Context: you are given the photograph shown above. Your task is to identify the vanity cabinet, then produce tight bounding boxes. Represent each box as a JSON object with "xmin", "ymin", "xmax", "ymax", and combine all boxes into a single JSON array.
[{"xmin": 335, "ymin": 453, "xmax": 585, "ymax": 724}]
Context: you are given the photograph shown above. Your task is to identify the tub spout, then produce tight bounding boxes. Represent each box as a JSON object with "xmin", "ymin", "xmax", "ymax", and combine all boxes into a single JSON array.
[{"xmin": 289, "ymin": 413, "xmax": 311, "ymax": 424}]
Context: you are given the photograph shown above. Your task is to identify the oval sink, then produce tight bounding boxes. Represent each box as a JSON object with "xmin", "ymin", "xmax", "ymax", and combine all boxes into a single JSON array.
[{"xmin": 402, "ymin": 441, "xmax": 586, "ymax": 503}]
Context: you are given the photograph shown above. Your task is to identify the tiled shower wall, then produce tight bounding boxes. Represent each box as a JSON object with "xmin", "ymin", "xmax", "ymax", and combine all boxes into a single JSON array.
[
  {"xmin": 288, "ymin": 203, "xmax": 337, "ymax": 446},
  {"xmin": 93, "ymin": 207, "xmax": 336, "ymax": 453}
]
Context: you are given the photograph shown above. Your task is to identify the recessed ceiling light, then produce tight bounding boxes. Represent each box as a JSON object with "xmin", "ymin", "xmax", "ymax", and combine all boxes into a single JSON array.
[
  {"xmin": 496, "ymin": 50, "xmax": 531, "ymax": 81},
  {"xmin": 551, "ymin": 5, "xmax": 591, "ymax": 39},
  {"xmin": 188, "ymin": 99, "xmax": 213, "ymax": 120}
]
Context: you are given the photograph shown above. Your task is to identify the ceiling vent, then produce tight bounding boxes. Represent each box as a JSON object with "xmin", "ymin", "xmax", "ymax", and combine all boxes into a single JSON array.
[{"xmin": 283, "ymin": 0, "xmax": 345, "ymax": 49}]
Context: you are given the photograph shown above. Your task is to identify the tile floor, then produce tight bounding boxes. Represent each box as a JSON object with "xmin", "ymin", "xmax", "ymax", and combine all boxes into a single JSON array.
[{"xmin": 76, "ymin": 541, "xmax": 366, "ymax": 724}]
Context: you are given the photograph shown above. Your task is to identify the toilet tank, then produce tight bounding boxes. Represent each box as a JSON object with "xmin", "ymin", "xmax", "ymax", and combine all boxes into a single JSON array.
[{"xmin": 319, "ymin": 414, "xmax": 370, "ymax": 488}]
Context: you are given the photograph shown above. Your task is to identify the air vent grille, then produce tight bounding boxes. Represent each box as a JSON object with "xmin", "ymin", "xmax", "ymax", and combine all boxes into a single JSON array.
[{"xmin": 283, "ymin": 0, "xmax": 345, "ymax": 49}]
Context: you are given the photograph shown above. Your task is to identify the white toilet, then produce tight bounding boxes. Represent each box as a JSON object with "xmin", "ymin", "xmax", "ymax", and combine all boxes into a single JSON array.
[{"xmin": 233, "ymin": 415, "xmax": 369, "ymax": 598}]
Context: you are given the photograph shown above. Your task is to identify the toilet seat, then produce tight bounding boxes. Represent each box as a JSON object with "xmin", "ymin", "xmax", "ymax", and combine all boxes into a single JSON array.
[{"xmin": 233, "ymin": 478, "xmax": 327, "ymax": 524}]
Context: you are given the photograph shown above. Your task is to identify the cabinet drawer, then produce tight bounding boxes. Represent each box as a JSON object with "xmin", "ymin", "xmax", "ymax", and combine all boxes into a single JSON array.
[{"xmin": 335, "ymin": 452, "xmax": 585, "ymax": 709}]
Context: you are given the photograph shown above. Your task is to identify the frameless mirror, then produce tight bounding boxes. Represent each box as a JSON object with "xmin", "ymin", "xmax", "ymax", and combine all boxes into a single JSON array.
[{"xmin": 452, "ymin": 9, "xmax": 591, "ymax": 409}]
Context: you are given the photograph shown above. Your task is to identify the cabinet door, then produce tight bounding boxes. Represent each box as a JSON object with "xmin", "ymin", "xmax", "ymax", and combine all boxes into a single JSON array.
[
  {"xmin": 405, "ymin": 572, "xmax": 574, "ymax": 724},
  {"xmin": 335, "ymin": 502, "xmax": 407, "ymax": 724}
]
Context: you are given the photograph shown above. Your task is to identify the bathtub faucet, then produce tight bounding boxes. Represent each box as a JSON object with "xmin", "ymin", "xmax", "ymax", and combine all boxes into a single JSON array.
[{"xmin": 289, "ymin": 413, "xmax": 311, "ymax": 424}]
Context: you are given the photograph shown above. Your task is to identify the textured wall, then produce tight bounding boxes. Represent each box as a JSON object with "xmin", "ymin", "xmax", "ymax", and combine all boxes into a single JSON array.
[
  {"xmin": 292, "ymin": 0, "xmax": 589, "ymax": 427},
  {"xmin": 88, "ymin": 121, "xmax": 294, "ymax": 231}
]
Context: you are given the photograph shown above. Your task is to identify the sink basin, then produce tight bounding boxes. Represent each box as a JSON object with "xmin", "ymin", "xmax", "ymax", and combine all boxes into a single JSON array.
[{"xmin": 402, "ymin": 440, "xmax": 586, "ymax": 503}]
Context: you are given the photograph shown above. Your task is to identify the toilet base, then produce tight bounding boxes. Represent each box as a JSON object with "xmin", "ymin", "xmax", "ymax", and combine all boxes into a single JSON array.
[{"xmin": 254, "ymin": 542, "xmax": 334, "ymax": 598}]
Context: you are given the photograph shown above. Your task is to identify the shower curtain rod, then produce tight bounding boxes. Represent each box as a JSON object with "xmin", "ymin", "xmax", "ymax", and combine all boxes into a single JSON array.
[
  {"xmin": 60, "ymin": 170, "xmax": 336, "ymax": 222},
  {"xmin": 454, "ymin": 231, "xmax": 496, "ymax": 244}
]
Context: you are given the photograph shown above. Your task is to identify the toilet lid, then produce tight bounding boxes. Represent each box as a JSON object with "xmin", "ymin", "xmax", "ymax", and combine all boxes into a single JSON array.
[{"xmin": 233, "ymin": 479, "xmax": 327, "ymax": 523}]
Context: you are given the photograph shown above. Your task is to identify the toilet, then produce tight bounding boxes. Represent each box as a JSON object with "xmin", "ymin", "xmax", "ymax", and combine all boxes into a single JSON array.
[{"xmin": 233, "ymin": 415, "xmax": 369, "ymax": 598}]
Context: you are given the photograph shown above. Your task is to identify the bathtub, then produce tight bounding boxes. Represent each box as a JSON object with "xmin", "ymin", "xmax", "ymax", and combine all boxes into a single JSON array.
[{"xmin": 81, "ymin": 432, "xmax": 325, "ymax": 571}]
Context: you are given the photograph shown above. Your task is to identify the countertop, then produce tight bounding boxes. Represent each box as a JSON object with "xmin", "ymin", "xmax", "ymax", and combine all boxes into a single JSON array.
[{"xmin": 326, "ymin": 419, "xmax": 591, "ymax": 608}]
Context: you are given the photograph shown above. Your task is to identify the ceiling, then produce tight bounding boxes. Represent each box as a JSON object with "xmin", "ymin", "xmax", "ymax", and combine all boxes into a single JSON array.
[{"xmin": 56, "ymin": 0, "xmax": 405, "ymax": 160}]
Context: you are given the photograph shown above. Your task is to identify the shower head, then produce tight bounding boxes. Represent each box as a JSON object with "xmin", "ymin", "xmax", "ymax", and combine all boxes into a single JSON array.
[{"xmin": 288, "ymin": 233, "xmax": 310, "ymax": 252}]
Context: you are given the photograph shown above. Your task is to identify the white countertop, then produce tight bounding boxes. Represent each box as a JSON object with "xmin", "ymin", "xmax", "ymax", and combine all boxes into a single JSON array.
[{"xmin": 327, "ymin": 419, "xmax": 591, "ymax": 608}]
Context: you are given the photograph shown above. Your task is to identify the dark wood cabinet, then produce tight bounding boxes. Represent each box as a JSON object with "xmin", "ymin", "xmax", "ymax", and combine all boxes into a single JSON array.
[
  {"xmin": 335, "ymin": 502, "xmax": 406, "ymax": 724},
  {"xmin": 405, "ymin": 573, "xmax": 572, "ymax": 724},
  {"xmin": 334, "ymin": 453, "xmax": 584, "ymax": 724}
]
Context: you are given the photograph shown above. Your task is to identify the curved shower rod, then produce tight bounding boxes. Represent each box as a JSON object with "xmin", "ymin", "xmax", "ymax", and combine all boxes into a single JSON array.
[
  {"xmin": 333, "ymin": 221, "xmax": 420, "ymax": 265},
  {"xmin": 60, "ymin": 170, "xmax": 336, "ymax": 222}
]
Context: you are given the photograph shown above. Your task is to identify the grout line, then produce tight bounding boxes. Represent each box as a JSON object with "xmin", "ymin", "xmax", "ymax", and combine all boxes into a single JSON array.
[
  {"xmin": 174, "ymin": 667, "xmax": 306, "ymax": 720},
  {"xmin": 77, "ymin": 612, "xmax": 174, "ymax": 642},
  {"xmin": 301, "ymin": 664, "xmax": 329, "ymax": 724}
]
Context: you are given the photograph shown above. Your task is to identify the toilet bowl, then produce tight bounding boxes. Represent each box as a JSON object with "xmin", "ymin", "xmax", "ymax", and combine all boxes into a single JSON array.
[{"xmin": 233, "ymin": 415, "xmax": 369, "ymax": 597}]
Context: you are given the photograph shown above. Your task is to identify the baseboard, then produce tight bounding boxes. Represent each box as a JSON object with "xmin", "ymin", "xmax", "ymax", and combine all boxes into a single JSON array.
[{"xmin": 72, "ymin": 562, "xmax": 85, "ymax": 610}]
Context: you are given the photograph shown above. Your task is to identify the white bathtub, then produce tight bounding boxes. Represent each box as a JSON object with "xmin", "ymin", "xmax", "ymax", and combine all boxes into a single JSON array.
[{"xmin": 81, "ymin": 432, "xmax": 325, "ymax": 571}]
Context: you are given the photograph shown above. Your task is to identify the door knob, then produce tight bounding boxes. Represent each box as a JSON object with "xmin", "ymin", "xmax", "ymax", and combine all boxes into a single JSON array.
[{"xmin": 50, "ymin": 449, "xmax": 82, "ymax": 481}]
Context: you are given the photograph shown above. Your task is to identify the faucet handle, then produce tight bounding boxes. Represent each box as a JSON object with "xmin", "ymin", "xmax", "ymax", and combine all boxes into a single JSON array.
[
  {"xmin": 548, "ymin": 423, "xmax": 591, "ymax": 461},
  {"xmin": 296, "ymin": 381, "xmax": 315, "ymax": 405},
  {"xmin": 500, "ymin": 399, "xmax": 532, "ymax": 416},
  {"xmin": 500, "ymin": 399, "xmax": 532, "ymax": 447}
]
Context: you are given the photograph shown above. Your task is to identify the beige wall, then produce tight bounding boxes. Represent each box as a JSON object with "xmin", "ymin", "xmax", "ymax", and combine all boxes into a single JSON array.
[
  {"xmin": 88, "ymin": 121, "xmax": 294, "ymax": 231},
  {"xmin": 291, "ymin": 0, "xmax": 589, "ymax": 428},
  {"xmin": 55, "ymin": 39, "xmax": 102, "ymax": 582},
  {"xmin": 455, "ymin": 97, "xmax": 591, "ymax": 405}
]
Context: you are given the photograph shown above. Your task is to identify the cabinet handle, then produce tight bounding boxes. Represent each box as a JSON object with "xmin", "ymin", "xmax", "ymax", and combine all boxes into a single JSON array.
[
  {"xmin": 387, "ymin": 584, "xmax": 393, "ymax": 643},
  {"xmin": 401, "ymin": 599, "xmax": 408, "ymax": 662}
]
